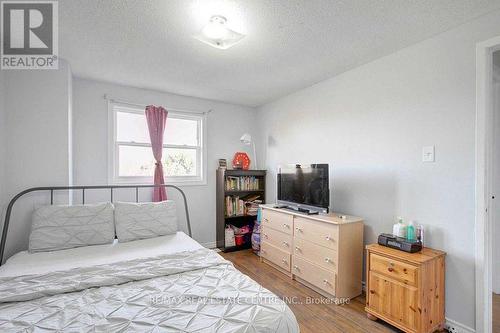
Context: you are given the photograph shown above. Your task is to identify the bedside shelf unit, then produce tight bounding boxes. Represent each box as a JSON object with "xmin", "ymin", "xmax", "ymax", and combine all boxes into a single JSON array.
[
  {"xmin": 365, "ymin": 244, "xmax": 446, "ymax": 333},
  {"xmin": 216, "ymin": 169, "xmax": 266, "ymax": 252}
]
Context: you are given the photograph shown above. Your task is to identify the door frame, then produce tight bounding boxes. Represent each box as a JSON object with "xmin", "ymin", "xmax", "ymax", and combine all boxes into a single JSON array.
[{"xmin": 476, "ymin": 35, "xmax": 500, "ymax": 333}]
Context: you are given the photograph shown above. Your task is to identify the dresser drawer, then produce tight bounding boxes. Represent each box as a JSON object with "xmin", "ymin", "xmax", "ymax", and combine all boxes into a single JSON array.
[
  {"xmin": 262, "ymin": 225, "xmax": 292, "ymax": 253},
  {"xmin": 261, "ymin": 242, "xmax": 291, "ymax": 272},
  {"xmin": 292, "ymin": 256, "xmax": 336, "ymax": 295},
  {"xmin": 262, "ymin": 209, "xmax": 293, "ymax": 235},
  {"xmin": 293, "ymin": 238, "xmax": 337, "ymax": 272},
  {"xmin": 370, "ymin": 253, "xmax": 418, "ymax": 286},
  {"xmin": 294, "ymin": 216, "xmax": 338, "ymax": 249}
]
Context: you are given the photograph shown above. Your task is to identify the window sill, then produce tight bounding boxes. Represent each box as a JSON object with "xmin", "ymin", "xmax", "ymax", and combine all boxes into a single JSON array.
[{"xmin": 110, "ymin": 177, "xmax": 207, "ymax": 187}]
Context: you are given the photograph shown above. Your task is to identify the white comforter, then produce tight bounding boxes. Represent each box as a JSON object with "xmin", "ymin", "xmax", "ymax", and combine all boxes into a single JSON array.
[{"xmin": 0, "ymin": 248, "xmax": 299, "ymax": 332}]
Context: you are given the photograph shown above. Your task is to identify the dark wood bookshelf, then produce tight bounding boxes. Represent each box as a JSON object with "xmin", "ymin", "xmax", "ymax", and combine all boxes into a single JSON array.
[
  {"xmin": 225, "ymin": 189, "xmax": 265, "ymax": 195},
  {"xmin": 222, "ymin": 243, "xmax": 253, "ymax": 253},
  {"xmin": 224, "ymin": 214, "xmax": 258, "ymax": 219},
  {"xmin": 216, "ymin": 168, "xmax": 266, "ymax": 252}
]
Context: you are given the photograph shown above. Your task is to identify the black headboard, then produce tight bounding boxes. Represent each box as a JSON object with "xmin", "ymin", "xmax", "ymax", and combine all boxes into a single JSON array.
[{"xmin": 0, "ymin": 184, "xmax": 192, "ymax": 265}]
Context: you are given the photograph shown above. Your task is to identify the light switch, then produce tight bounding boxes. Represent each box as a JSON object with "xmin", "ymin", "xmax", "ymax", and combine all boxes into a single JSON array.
[{"xmin": 422, "ymin": 146, "xmax": 435, "ymax": 162}]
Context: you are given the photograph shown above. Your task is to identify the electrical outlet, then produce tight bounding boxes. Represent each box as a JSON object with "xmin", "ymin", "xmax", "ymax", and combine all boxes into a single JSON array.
[
  {"xmin": 444, "ymin": 319, "xmax": 475, "ymax": 333},
  {"xmin": 422, "ymin": 146, "xmax": 435, "ymax": 162},
  {"xmin": 445, "ymin": 324, "xmax": 457, "ymax": 333}
]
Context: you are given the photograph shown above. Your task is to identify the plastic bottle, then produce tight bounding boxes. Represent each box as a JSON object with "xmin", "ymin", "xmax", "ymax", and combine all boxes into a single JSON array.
[
  {"xmin": 393, "ymin": 217, "xmax": 407, "ymax": 238},
  {"xmin": 407, "ymin": 220, "xmax": 416, "ymax": 241},
  {"xmin": 392, "ymin": 218, "xmax": 400, "ymax": 236},
  {"xmin": 416, "ymin": 224, "xmax": 424, "ymax": 245},
  {"xmin": 399, "ymin": 221, "xmax": 407, "ymax": 238}
]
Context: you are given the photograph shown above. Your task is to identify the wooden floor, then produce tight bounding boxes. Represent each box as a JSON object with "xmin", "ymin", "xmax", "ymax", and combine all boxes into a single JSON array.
[
  {"xmin": 221, "ymin": 249, "xmax": 406, "ymax": 333},
  {"xmin": 494, "ymin": 293, "xmax": 500, "ymax": 333}
]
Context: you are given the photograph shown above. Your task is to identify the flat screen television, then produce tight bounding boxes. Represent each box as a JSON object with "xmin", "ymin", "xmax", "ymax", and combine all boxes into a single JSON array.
[{"xmin": 277, "ymin": 164, "xmax": 330, "ymax": 214}]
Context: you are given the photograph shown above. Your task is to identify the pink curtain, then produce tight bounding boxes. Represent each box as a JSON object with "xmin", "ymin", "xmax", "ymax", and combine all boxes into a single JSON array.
[{"xmin": 145, "ymin": 105, "xmax": 168, "ymax": 202}]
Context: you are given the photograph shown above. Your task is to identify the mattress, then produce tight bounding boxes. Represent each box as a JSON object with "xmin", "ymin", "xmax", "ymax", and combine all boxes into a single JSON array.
[
  {"xmin": 0, "ymin": 231, "xmax": 203, "ymax": 277},
  {"xmin": 0, "ymin": 233, "xmax": 299, "ymax": 332}
]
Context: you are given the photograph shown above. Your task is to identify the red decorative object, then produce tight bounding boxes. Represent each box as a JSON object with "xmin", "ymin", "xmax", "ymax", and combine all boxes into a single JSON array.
[
  {"xmin": 234, "ymin": 234, "xmax": 245, "ymax": 246},
  {"xmin": 232, "ymin": 152, "xmax": 251, "ymax": 170}
]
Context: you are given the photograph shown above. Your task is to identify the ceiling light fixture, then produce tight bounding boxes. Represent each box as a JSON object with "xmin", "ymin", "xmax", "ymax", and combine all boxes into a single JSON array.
[{"xmin": 195, "ymin": 15, "xmax": 245, "ymax": 50}]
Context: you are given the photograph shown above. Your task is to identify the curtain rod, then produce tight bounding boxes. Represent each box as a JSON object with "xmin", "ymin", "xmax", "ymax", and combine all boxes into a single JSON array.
[{"xmin": 103, "ymin": 94, "xmax": 212, "ymax": 115}]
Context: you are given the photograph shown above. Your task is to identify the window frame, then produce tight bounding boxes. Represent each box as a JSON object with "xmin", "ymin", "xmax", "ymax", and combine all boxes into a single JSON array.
[{"xmin": 108, "ymin": 101, "xmax": 207, "ymax": 186}]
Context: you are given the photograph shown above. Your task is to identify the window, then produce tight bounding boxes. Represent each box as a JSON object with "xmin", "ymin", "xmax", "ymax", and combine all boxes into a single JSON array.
[{"xmin": 109, "ymin": 102, "xmax": 206, "ymax": 185}]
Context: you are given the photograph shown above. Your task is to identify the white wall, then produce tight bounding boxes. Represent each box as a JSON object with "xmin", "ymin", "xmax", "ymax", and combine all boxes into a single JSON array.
[
  {"xmin": 0, "ymin": 71, "xmax": 6, "ymax": 222},
  {"xmin": 493, "ymin": 54, "xmax": 500, "ymax": 295},
  {"xmin": 2, "ymin": 61, "xmax": 73, "ymax": 260},
  {"xmin": 68, "ymin": 65, "xmax": 74, "ymax": 188},
  {"xmin": 256, "ymin": 10, "xmax": 500, "ymax": 330},
  {"xmin": 72, "ymin": 78, "xmax": 258, "ymax": 246}
]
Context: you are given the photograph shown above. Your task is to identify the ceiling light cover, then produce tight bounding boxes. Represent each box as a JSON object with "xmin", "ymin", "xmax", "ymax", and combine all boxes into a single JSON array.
[{"xmin": 195, "ymin": 15, "xmax": 245, "ymax": 50}]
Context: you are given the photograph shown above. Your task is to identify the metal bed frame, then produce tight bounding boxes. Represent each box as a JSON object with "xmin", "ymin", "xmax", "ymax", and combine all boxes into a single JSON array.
[{"xmin": 0, "ymin": 184, "xmax": 192, "ymax": 266}]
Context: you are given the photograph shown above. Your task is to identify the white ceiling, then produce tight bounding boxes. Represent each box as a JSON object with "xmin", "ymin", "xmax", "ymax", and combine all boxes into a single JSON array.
[{"xmin": 60, "ymin": 0, "xmax": 500, "ymax": 107}]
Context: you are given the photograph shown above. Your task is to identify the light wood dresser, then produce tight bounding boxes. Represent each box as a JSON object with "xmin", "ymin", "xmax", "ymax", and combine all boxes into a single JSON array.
[
  {"xmin": 365, "ymin": 244, "xmax": 446, "ymax": 333},
  {"xmin": 260, "ymin": 204, "xmax": 364, "ymax": 300}
]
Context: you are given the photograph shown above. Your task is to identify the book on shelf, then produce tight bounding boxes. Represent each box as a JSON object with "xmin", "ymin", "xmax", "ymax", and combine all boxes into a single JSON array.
[
  {"xmin": 245, "ymin": 199, "xmax": 262, "ymax": 216},
  {"xmin": 225, "ymin": 176, "xmax": 261, "ymax": 191},
  {"xmin": 225, "ymin": 194, "xmax": 262, "ymax": 217}
]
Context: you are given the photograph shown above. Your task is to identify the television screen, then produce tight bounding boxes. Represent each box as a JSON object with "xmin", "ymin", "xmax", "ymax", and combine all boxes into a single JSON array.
[{"xmin": 277, "ymin": 164, "xmax": 329, "ymax": 210}]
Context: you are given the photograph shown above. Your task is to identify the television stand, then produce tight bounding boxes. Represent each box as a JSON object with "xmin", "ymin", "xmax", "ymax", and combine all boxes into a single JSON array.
[{"xmin": 259, "ymin": 204, "xmax": 364, "ymax": 300}]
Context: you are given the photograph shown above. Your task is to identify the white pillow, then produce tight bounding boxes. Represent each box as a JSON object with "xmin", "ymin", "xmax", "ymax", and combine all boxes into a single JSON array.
[
  {"xmin": 29, "ymin": 202, "xmax": 115, "ymax": 253},
  {"xmin": 114, "ymin": 201, "xmax": 178, "ymax": 242}
]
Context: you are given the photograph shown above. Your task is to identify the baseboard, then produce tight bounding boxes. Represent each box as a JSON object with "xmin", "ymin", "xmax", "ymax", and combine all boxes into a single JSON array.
[
  {"xmin": 201, "ymin": 241, "xmax": 217, "ymax": 249},
  {"xmin": 444, "ymin": 318, "xmax": 475, "ymax": 333}
]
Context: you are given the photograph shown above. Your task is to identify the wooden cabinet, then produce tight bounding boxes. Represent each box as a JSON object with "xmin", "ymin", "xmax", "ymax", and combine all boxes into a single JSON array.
[
  {"xmin": 260, "ymin": 205, "xmax": 364, "ymax": 299},
  {"xmin": 365, "ymin": 244, "xmax": 446, "ymax": 333}
]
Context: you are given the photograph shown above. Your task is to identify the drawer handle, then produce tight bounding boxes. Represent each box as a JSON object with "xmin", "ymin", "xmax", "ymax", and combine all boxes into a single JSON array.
[
  {"xmin": 282, "ymin": 259, "xmax": 288, "ymax": 264},
  {"xmin": 264, "ymin": 218, "xmax": 269, "ymax": 222},
  {"xmin": 325, "ymin": 235, "xmax": 332, "ymax": 241},
  {"xmin": 324, "ymin": 257, "xmax": 331, "ymax": 263},
  {"xmin": 283, "ymin": 223, "xmax": 290, "ymax": 228},
  {"xmin": 387, "ymin": 267, "xmax": 394, "ymax": 272},
  {"xmin": 282, "ymin": 241, "xmax": 289, "ymax": 247},
  {"xmin": 323, "ymin": 279, "xmax": 330, "ymax": 285},
  {"xmin": 295, "ymin": 227, "xmax": 303, "ymax": 232},
  {"xmin": 264, "ymin": 234, "xmax": 268, "ymax": 239},
  {"xmin": 293, "ymin": 265, "xmax": 299, "ymax": 271},
  {"xmin": 369, "ymin": 290, "xmax": 375, "ymax": 295},
  {"xmin": 295, "ymin": 246, "xmax": 301, "ymax": 252}
]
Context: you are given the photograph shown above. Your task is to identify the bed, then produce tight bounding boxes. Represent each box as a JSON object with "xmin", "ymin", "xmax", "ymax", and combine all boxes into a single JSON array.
[{"xmin": 0, "ymin": 185, "xmax": 299, "ymax": 332}]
